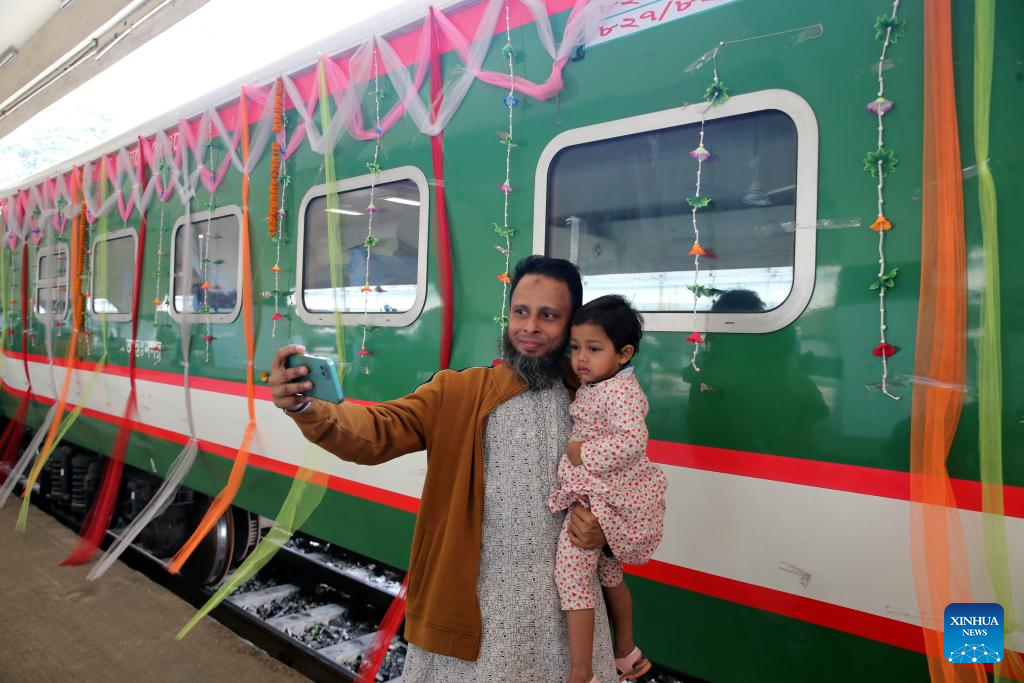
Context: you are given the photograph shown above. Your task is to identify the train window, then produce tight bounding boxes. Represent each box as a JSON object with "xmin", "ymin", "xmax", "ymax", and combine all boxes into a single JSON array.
[
  {"xmin": 535, "ymin": 90, "xmax": 818, "ymax": 333},
  {"xmin": 169, "ymin": 206, "xmax": 243, "ymax": 323},
  {"xmin": 89, "ymin": 228, "xmax": 138, "ymax": 321},
  {"xmin": 296, "ymin": 166, "xmax": 429, "ymax": 327},
  {"xmin": 34, "ymin": 244, "xmax": 69, "ymax": 319}
]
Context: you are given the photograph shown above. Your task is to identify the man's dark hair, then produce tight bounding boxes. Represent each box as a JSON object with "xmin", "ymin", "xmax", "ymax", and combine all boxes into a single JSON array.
[
  {"xmin": 571, "ymin": 294, "xmax": 643, "ymax": 355},
  {"xmin": 711, "ymin": 289, "xmax": 766, "ymax": 312},
  {"xmin": 510, "ymin": 255, "xmax": 583, "ymax": 314}
]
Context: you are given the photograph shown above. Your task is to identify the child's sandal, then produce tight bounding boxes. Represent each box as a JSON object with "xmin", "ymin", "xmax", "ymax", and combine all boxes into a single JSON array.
[{"xmin": 615, "ymin": 646, "xmax": 652, "ymax": 681}]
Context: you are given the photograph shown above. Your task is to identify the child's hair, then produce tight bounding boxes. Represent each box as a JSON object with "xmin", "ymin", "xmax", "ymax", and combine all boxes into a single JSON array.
[{"xmin": 571, "ymin": 294, "xmax": 643, "ymax": 355}]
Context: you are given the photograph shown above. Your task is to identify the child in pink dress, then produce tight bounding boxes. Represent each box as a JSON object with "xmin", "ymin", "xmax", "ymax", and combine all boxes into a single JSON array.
[{"xmin": 548, "ymin": 295, "xmax": 667, "ymax": 683}]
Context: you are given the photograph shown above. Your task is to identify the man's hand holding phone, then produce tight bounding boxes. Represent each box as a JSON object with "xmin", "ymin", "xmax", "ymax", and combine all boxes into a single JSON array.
[
  {"xmin": 270, "ymin": 345, "xmax": 316, "ymax": 412},
  {"xmin": 271, "ymin": 345, "xmax": 345, "ymax": 410}
]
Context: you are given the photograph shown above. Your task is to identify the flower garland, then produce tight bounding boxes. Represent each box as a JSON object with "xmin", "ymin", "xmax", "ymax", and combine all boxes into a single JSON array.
[
  {"xmin": 358, "ymin": 49, "xmax": 385, "ymax": 368},
  {"xmin": 74, "ymin": 199, "xmax": 88, "ymax": 336},
  {"xmin": 493, "ymin": 0, "xmax": 518, "ymax": 356},
  {"xmin": 685, "ymin": 45, "xmax": 729, "ymax": 372},
  {"xmin": 865, "ymin": 0, "xmax": 905, "ymax": 400},
  {"xmin": 268, "ymin": 77, "xmax": 289, "ymax": 338},
  {"xmin": 51, "ymin": 195, "xmax": 70, "ymax": 337},
  {"xmin": 54, "ymin": 239, "xmax": 69, "ymax": 335}
]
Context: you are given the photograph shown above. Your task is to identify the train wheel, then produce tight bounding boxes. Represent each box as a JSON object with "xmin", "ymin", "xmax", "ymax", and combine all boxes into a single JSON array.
[{"xmin": 178, "ymin": 500, "xmax": 234, "ymax": 587}]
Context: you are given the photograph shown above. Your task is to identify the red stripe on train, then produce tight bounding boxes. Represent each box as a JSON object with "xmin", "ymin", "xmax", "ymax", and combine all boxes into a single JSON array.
[
  {"xmin": 646, "ymin": 440, "xmax": 1024, "ymax": 518},
  {"xmin": 625, "ymin": 559, "xmax": 926, "ymax": 654},
  {"xmin": 626, "ymin": 560, "xmax": 1023, "ymax": 675},
  {"xmin": 0, "ymin": 379, "xmax": 419, "ymax": 514}
]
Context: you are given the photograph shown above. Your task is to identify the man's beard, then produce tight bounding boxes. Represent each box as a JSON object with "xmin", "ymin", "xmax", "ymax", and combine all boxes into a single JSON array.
[{"xmin": 503, "ymin": 334, "xmax": 565, "ymax": 391}]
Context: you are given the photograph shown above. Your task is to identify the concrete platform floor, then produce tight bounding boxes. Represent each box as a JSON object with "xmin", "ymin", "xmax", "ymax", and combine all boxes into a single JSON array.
[{"xmin": 0, "ymin": 501, "xmax": 309, "ymax": 683}]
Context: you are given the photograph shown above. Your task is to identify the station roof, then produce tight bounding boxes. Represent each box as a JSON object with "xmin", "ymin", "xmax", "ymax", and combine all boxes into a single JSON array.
[{"xmin": 0, "ymin": 0, "xmax": 424, "ymax": 191}]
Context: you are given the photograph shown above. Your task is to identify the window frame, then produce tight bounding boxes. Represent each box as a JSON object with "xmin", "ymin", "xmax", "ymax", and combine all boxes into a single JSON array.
[
  {"xmin": 88, "ymin": 227, "xmax": 138, "ymax": 322},
  {"xmin": 33, "ymin": 243, "xmax": 70, "ymax": 321},
  {"xmin": 533, "ymin": 89, "xmax": 818, "ymax": 334},
  {"xmin": 168, "ymin": 204, "xmax": 244, "ymax": 324},
  {"xmin": 295, "ymin": 165, "xmax": 430, "ymax": 327}
]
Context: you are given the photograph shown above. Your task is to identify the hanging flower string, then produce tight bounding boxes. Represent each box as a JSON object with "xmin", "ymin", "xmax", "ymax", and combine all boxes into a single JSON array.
[
  {"xmin": 865, "ymin": 0, "xmax": 904, "ymax": 400},
  {"xmin": 78, "ymin": 174, "xmax": 93, "ymax": 343},
  {"xmin": 268, "ymin": 77, "xmax": 288, "ymax": 337},
  {"xmin": 76, "ymin": 198, "xmax": 89, "ymax": 337},
  {"xmin": 493, "ymin": 0, "xmax": 518, "ymax": 356},
  {"xmin": 685, "ymin": 44, "xmax": 728, "ymax": 372},
  {"xmin": 3, "ymin": 248, "xmax": 15, "ymax": 344},
  {"xmin": 359, "ymin": 49, "xmax": 385, "ymax": 365},
  {"xmin": 151, "ymin": 159, "xmax": 169, "ymax": 336},
  {"xmin": 200, "ymin": 119, "xmax": 219, "ymax": 361}
]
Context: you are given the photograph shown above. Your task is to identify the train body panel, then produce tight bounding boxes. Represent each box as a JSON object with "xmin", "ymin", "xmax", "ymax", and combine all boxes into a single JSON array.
[{"xmin": 2, "ymin": 0, "xmax": 1023, "ymax": 680}]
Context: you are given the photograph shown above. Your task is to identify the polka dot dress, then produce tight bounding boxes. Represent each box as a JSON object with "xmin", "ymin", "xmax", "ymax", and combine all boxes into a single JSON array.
[{"xmin": 548, "ymin": 368, "xmax": 667, "ymax": 611}]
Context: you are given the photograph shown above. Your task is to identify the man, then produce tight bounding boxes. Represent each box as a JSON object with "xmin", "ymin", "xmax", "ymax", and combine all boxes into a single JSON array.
[{"xmin": 269, "ymin": 256, "xmax": 617, "ymax": 681}]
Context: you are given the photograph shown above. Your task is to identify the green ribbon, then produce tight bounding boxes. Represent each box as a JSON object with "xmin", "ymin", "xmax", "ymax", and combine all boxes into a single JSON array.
[
  {"xmin": 176, "ymin": 445, "xmax": 330, "ymax": 639},
  {"xmin": 319, "ymin": 60, "xmax": 346, "ymax": 378},
  {"xmin": 178, "ymin": 68, "xmax": 342, "ymax": 638},
  {"xmin": 974, "ymin": 3, "xmax": 1018, "ymax": 677}
]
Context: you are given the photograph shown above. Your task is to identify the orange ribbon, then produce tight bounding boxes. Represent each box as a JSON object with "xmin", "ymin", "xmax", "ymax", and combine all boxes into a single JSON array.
[
  {"xmin": 909, "ymin": 3, "xmax": 987, "ymax": 681},
  {"xmin": 168, "ymin": 88, "xmax": 258, "ymax": 573}
]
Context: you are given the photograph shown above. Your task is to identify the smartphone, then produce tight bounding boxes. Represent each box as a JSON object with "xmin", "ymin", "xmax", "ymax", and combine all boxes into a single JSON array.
[{"xmin": 285, "ymin": 353, "xmax": 345, "ymax": 404}]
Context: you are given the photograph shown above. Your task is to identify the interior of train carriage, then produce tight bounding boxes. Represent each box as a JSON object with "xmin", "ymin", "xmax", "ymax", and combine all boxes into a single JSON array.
[{"xmin": 1, "ymin": 0, "xmax": 1023, "ymax": 682}]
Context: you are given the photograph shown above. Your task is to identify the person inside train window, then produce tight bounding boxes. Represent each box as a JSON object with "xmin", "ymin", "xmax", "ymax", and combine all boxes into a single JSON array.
[
  {"xmin": 551, "ymin": 294, "xmax": 667, "ymax": 683},
  {"xmin": 269, "ymin": 256, "xmax": 620, "ymax": 681},
  {"xmin": 346, "ymin": 213, "xmax": 417, "ymax": 290},
  {"xmin": 683, "ymin": 289, "xmax": 829, "ymax": 454}
]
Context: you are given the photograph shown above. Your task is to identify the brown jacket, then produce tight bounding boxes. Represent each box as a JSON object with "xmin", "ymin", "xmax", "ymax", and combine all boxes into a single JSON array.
[{"xmin": 289, "ymin": 362, "xmax": 533, "ymax": 660}]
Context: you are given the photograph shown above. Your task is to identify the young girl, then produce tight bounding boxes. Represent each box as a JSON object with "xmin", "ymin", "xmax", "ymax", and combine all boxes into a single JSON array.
[{"xmin": 549, "ymin": 295, "xmax": 667, "ymax": 683}]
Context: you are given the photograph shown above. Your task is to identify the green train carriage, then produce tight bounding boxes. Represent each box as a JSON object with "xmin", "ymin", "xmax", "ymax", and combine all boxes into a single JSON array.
[{"xmin": 1, "ymin": 0, "xmax": 1022, "ymax": 680}]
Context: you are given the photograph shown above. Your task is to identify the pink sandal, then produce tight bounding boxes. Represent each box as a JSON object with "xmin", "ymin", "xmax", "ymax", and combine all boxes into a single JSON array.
[{"xmin": 615, "ymin": 646, "xmax": 652, "ymax": 681}]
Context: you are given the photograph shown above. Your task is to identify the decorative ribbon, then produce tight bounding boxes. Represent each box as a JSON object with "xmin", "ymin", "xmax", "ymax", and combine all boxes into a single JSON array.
[
  {"xmin": 0, "ymin": 244, "xmax": 33, "ymax": 483},
  {"xmin": 318, "ymin": 59, "xmax": 347, "ymax": 369},
  {"xmin": 2, "ymin": 1, "xmax": 592, "ymax": 251},
  {"xmin": 355, "ymin": 576, "xmax": 409, "ymax": 683},
  {"xmin": 176, "ymin": 451, "xmax": 330, "ymax": 639},
  {"xmin": 909, "ymin": 2, "xmax": 985, "ymax": 681},
  {"xmin": 90, "ymin": 126, "xmax": 203, "ymax": 580},
  {"xmin": 429, "ymin": 13, "xmax": 454, "ymax": 371},
  {"xmin": 973, "ymin": 2, "xmax": 1024, "ymax": 680},
  {"xmin": 62, "ymin": 140, "xmax": 149, "ymax": 565},
  {"xmin": 16, "ymin": 179, "xmax": 89, "ymax": 531},
  {"xmin": 0, "ymin": 395, "xmax": 30, "ymax": 484},
  {"xmin": 167, "ymin": 87, "xmax": 258, "ymax": 574},
  {"xmin": 0, "ymin": 214, "xmax": 63, "ymax": 508}
]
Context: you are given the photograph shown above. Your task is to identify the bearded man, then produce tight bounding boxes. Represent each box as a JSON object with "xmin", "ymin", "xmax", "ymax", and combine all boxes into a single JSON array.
[{"xmin": 269, "ymin": 255, "xmax": 617, "ymax": 681}]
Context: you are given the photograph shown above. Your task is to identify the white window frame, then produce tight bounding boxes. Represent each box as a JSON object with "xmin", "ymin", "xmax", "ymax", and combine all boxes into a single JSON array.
[
  {"xmin": 296, "ymin": 165, "xmax": 429, "ymax": 327},
  {"xmin": 33, "ymin": 243, "xmax": 70, "ymax": 321},
  {"xmin": 168, "ymin": 205, "xmax": 244, "ymax": 324},
  {"xmin": 533, "ymin": 89, "xmax": 818, "ymax": 334},
  {"xmin": 89, "ymin": 227, "xmax": 138, "ymax": 322}
]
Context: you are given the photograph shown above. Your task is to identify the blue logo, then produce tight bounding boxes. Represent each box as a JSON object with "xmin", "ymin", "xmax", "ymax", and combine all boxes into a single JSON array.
[{"xmin": 944, "ymin": 603, "xmax": 1003, "ymax": 663}]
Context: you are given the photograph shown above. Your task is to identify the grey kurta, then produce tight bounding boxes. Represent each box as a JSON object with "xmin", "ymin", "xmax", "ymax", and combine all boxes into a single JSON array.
[{"xmin": 402, "ymin": 385, "xmax": 617, "ymax": 682}]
